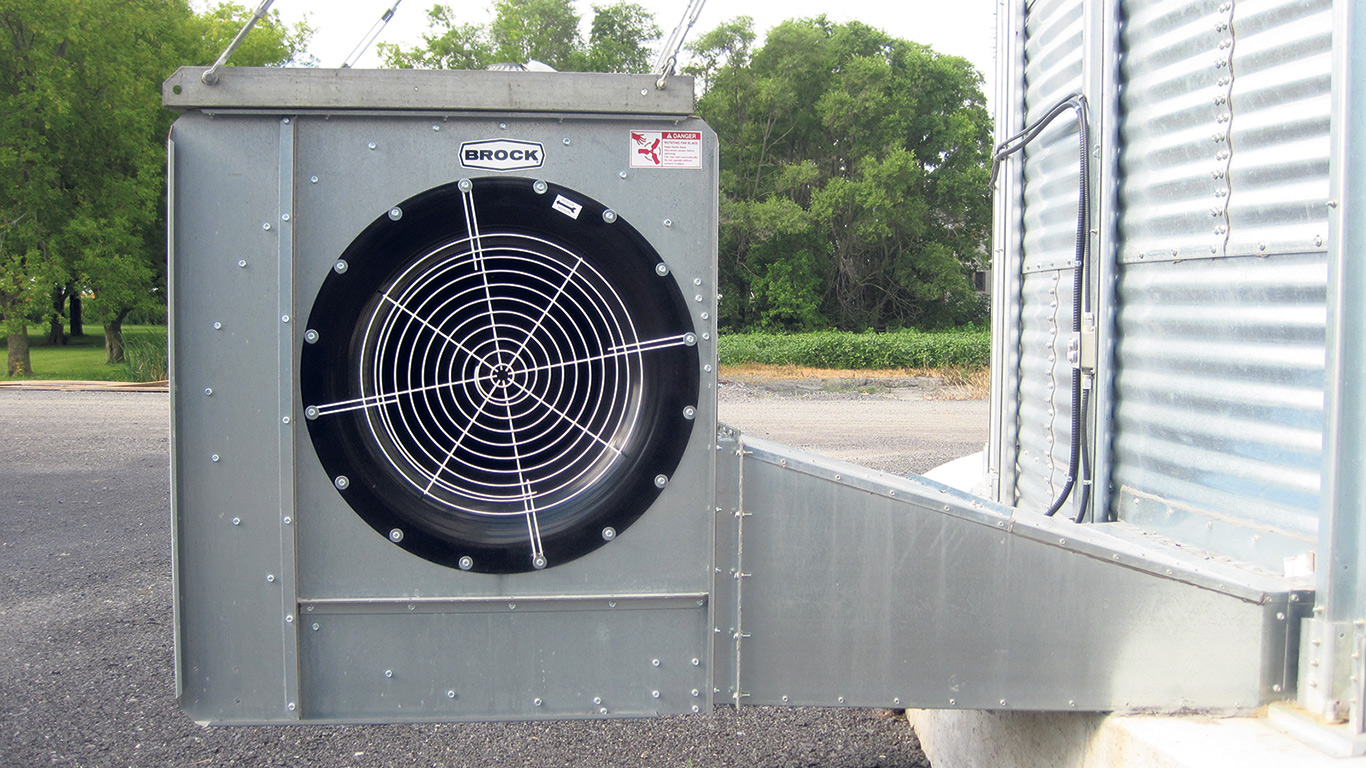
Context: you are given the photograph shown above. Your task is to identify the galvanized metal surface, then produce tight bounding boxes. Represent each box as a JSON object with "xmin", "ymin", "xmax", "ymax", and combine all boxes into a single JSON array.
[
  {"xmin": 721, "ymin": 434, "xmax": 1306, "ymax": 712},
  {"xmin": 1111, "ymin": 0, "xmax": 1332, "ymax": 570},
  {"xmin": 168, "ymin": 71, "xmax": 719, "ymax": 723},
  {"xmin": 163, "ymin": 67, "xmax": 696, "ymax": 116}
]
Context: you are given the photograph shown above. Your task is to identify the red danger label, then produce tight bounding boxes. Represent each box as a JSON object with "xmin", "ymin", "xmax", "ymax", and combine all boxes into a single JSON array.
[{"xmin": 630, "ymin": 130, "xmax": 703, "ymax": 169}]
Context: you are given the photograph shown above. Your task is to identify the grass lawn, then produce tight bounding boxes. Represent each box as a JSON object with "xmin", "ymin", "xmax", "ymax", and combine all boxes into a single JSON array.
[{"xmin": 2, "ymin": 324, "xmax": 166, "ymax": 382}]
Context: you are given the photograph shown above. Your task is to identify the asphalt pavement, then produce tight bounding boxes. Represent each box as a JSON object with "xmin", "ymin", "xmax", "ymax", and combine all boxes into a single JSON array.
[{"xmin": 0, "ymin": 388, "xmax": 963, "ymax": 768}]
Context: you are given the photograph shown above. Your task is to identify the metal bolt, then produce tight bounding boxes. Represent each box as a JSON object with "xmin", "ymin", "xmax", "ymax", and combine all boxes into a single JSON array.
[
  {"xmin": 283, "ymin": 516, "xmax": 292, "ymax": 525},
  {"xmin": 948, "ymin": 698, "xmax": 956, "ymax": 706},
  {"xmin": 204, "ymin": 387, "xmax": 214, "ymax": 396},
  {"xmin": 281, "ymin": 213, "xmax": 291, "ymax": 222},
  {"xmin": 600, "ymin": 707, "xmax": 609, "ymax": 715},
  {"xmin": 692, "ymin": 659, "xmax": 700, "ymax": 666},
  {"xmin": 1000, "ymin": 699, "xmax": 1007, "ymax": 706},
  {"xmin": 333, "ymin": 260, "xmax": 349, "ymax": 274},
  {"xmin": 700, "ymin": 312, "xmax": 709, "ymax": 320},
  {"xmin": 1277, "ymin": 612, "xmax": 1286, "ymax": 620},
  {"xmin": 652, "ymin": 659, "xmax": 661, "ymax": 667},
  {"xmin": 602, "ymin": 527, "xmax": 617, "ymax": 541},
  {"xmin": 594, "ymin": 697, "xmax": 602, "ymax": 705},
  {"xmin": 266, "ymin": 574, "xmax": 276, "ymax": 583},
  {"xmin": 509, "ymin": 603, "xmax": 517, "ymax": 610},
  {"xmin": 310, "ymin": 175, "xmax": 318, "ymax": 184},
  {"xmin": 213, "ymin": 321, "xmax": 222, "ymax": 330},
  {"xmin": 304, "ymin": 329, "xmax": 319, "ymax": 344},
  {"xmin": 654, "ymin": 474, "xmax": 669, "ymax": 488},
  {"xmin": 384, "ymin": 669, "xmax": 393, "ymax": 678},
  {"xmin": 433, "ymin": 124, "xmax": 442, "ymax": 131},
  {"xmin": 305, "ymin": 406, "xmax": 319, "ymax": 420},
  {"xmin": 692, "ymin": 705, "xmax": 700, "ymax": 713},
  {"xmin": 782, "ymin": 695, "xmax": 789, "ymax": 703},
  {"xmin": 312, "ymin": 623, "xmax": 319, "ymax": 631},
  {"xmin": 894, "ymin": 698, "xmax": 901, "ymax": 706},
  {"xmin": 458, "ymin": 178, "xmax": 473, "ymax": 192},
  {"xmin": 655, "ymin": 263, "xmax": 669, "ymax": 276},
  {"xmin": 1272, "ymin": 684, "xmax": 1283, "ymax": 693},
  {"xmin": 368, "ymin": 142, "xmax": 377, "ymax": 150},
  {"xmin": 534, "ymin": 697, "xmax": 543, "ymax": 706},
  {"xmin": 683, "ymin": 333, "xmax": 697, "ymax": 346},
  {"xmin": 282, "ymin": 416, "xmax": 291, "ymax": 424},
  {"xmin": 211, "ymin": 454, "xmax": 220, "ymax": 462},
  {"xmin": 238, "ymin": 259, "xmax": 248, "ymax": 268},
  {"xmin": 458, "ymin": 555, "xmax": 474, "ymax": 571},
  {"xmin": 651, "ymin": 691, "xmax": 660, "ymax": 699},
  {"xmin": 498, "ymin": 122, "xmax": 507, "ymax": 130},
  {"xmin": 389, "ymin": 528, "xmax": 404, "ymax": 542},
  {"xmin": 263, "ymin": 222, "xmax": 272, "ymax": 231},
  {"xmin": 281, "ymin": 314, "xmax": 290, "ymax": 323},
  {"xmin": 532, "ymin": 555, "xmax": 547, "ymax": 570},
  {"xmin": 562, "ymin": 137, "xmax": 571, "ymax": 145},
  {"xmin": 694, "ymin": 277, "xmax": 703, "ymax": 286},
  {"xmin": 334, "ymin": 475, "xmax": 350, "ymax": 490},
  {"xmin": 389, "ymin": 207, "xmax": 403, "ymax": 221},
  {"xmin": 619, "ymin": 170, "xmax": 628, "ymax": 179},
  {"xmin": 533, "ymin": 180, "xmax": 548, "ymax": 194},
  {"xmin": 704, "ymin": 364, "xmax": 712, "ymax": 372},
  {"xmin": 447, "ymin": 690, "xmax": 456, "ymax": 698},
  {"xmin": 663, "ymin": 219, "xmax": 673, "ymax": 227},
  {"xmin": 694, "ymin": 294, "xmax": 703, "ymax": 303},
  {"xmin": 231, "ymin": 517, "xmax": 240, "ymax": 525},
  {"xmin": 602, "ymin": 209, "xmax": 618, "ymax": 224},
  {"xmin": 838, "ymin": 696, "xmax": 846, "ymax": 704},
  {"xmin": 702, "ymin": 333, "xmax": 710, "ymax": 341},
  {"xmin": 288, "ymin": 702, "xmax": 296, "ymax": 711}
]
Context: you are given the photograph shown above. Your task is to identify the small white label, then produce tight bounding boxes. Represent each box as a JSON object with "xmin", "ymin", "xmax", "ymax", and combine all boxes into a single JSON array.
[
  {"xmin": 552, "ymin": 195, "xmax": 583, "ymax": 219},
  {"xmin": 460, "ymin": 138, "xmax": 545, "ymax": 171},
  {"xmin": 630, "ymin": 130, "xmax": 703, "ymax": 169}
]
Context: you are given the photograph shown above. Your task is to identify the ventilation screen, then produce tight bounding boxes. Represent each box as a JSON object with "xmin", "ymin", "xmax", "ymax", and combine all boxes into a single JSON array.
[{"xmin": 300, "ymin": 177, "xmax": 699, "ymax": 574}]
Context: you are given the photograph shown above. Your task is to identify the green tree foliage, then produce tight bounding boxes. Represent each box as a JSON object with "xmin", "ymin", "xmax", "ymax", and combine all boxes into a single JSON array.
[
  {"xmin": 380, "ymin": 0, "xmax": 659, "ymax": 73},
  {"xmin": 690, "ymin": 17, "xmax": 991, "ymax": 332},
  {"xmin": 0, "ymin": 0, "xmax": 307, "ymax": 373}
]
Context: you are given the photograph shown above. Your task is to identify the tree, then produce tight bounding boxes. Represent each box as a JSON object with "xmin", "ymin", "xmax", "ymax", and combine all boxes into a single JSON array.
[
  {"xmin": 0, "ymin": 0, "xmax": 308, "ymax": 374},
  {"xmin": 690, "ymin": 17, "xmax": 991, "ymax": 331},
  {"xmin": 380, "ymin": 0, "xmax": 659, "ymax": 74}
]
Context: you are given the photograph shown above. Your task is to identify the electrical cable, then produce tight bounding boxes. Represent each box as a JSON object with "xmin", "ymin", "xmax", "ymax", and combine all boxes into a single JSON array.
[{"xmin": 990, "ymin": 93, "xmax": 1095, "ymax": 521}]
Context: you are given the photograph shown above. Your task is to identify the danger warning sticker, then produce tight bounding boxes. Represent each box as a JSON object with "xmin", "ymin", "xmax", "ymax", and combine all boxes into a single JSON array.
[{"xmin": 630, "ymin": 130, "xmax": 703, "ymax": 169}]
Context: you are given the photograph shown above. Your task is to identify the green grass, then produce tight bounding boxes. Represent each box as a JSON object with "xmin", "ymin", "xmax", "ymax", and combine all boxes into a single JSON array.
[
  {"xmin": 718, "ymin": 327, "xmax": 990, "ymax": 370},
  {"xmin": 1, "ymin": 324, "xmax": 167, "ymax": 382}
]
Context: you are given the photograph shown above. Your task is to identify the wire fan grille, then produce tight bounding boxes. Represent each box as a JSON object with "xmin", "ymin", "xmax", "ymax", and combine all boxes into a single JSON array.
[{"xmin": 301, "ymin": 178, "xmax": 699, "ymax": 573}]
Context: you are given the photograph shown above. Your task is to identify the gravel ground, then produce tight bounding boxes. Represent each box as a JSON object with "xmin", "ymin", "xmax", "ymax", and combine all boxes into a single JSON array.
[{"xmin": 0, "ymin": 384, "xmax": 985, "ymax": 768}]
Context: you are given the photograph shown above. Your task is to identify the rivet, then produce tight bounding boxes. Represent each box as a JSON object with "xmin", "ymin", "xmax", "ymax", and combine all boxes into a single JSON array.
[
  {"xmin": 602, "ymin": 527, "xmax": 617, "ymax": 541},
  {"xmin": 694, "ymin": 294, "xmax": 703, "ymax": 303},
  {"xmin": 619, "ymin": 170, "xmax": 629, "ymax": 179},
  {"xmin": 458, "ymin": 555, "xmax": 474, "ymax": 570},
  {"xmin": 602, "ymin": 209, "xmax": 618, "ymax": 223},
  {"xmin": 700, "ymin": 312, "xmax": 709, "ymax": 320},
  {"xmin": 281, "ymin": 213, "xmax": 291, "ymax": 222},
  {"xmin": 694, "ymin": 277, "xmax": 703, "ymax": 286},
  {"xmin": 283, "ymin": 516, "xmax": 292, "ymax": 525},
  {"xmin": 238, "ymin": 259, "xmax": 248, "ymax": 268},
  {"xmin": 282, "ymin": 416, "xmax": 291, "ymax": 424},
  {"xmin": 1000, "ymin": 699, "xmax": 1007, "ymax": 706},
  {"xmin": 839, "ymin": 696, "xmax": 846, "ymax": 704},
  {"xmin": 601, "ymin": 707, "xmax": 610, "ymax": 715},
  {"xmin": 498, "ymin": 122, "xmax": 506, "ymax": 130},
  {"xmin": 1277, "ymin": 612, "xmax": 1286, "ymax": 620},
  {"xmin": 691, "ymin": 705, "xmax": 700, "ymax": 713},
  {"xmin": 948, "ymin": 698, "xmax": 956, "ymax": 706},
  {"xmin": 263, "ymin": 222, "xmax": 271, "ymax": 231},
  {"xmin": 533, "ymin": 697, "xmax": 543, "ymax": 706},
  {"xmin": 782, "ymin": 695, "xmax": 789, "ymax": 703},
  {"xmin": 310, "ymin": 175, "xmax": 318, "ymax": 184},
  {"xmin": 389, "ymin": 528, "xmax": 404, "ymax": 542},
  {"xmin": 231, "ymin": 517, "xmax": 240, "ymax": 525},
  {"xmin": 652, "ymin": 691, "xmax": 661, "ymax": 699},
  {"xmin": 1273, "ymin": 684, "xmax": 1283, "ymax": 693},
  {"xmin": 433, "ymin": 124, "xmax": 442, "ymax": 131},
  {"xmin": 692, "ymin": 658, "xmax": 700, "ymax": 666},
  {"xmin": 211, "ymin": 454, "xmax": 220, "ymax": 462},
  {"xmin": 594, "ymin": 697, "xmax": 603, "ymax": 705},
  {"xmin": 509, "ymin": 603, "xmax": 517, "ymax": 610},
  {"xmin": 368, "ymin": 142, "xmax": 377, "ymax": 150},
  {"xmin": 533, "ymin": 180, "xmax": 548, "ymax": 194},
  {"xmin": 447, "ymin": 690, "xmax": 456, "ymax": 698},
  {"xmin": 266, "ymin": 573, "xmax": 276, "ymax": 583},
  {"xmin": 532, "ymin": 555, "xmax": 547, "ymax": 570},
  {"xmin": 287, "ymin": 702, "xmax": 296, "ymax": 711},
  {"xmin": 664, "ymin": 219, "xmax": 673, "ymax": 227},
  {"xmin": 655, "ymin": 263, "xmax": 670, "ymax": 276},
  {"xmin": 333, "ymin": 260, "xmax": 348, "ymax": 274},
  {"xmin": 562, "ymin": 137, "xmax": 571, "ymax": 145},
  {"xmin": 304, "ymin": 329, "xmax": 319, "ymax": 344},
  {"xmin": 213, "ymin": 321, "xmax": 222, "ymax": 330},
  {"xmin": 384, "ymin": 669, "xmax": 393, "ymax": 678},
  {"xmin": 281, "ymin": 314, "xmax": 290, "ymax": 323},
  {"xmin": 655, "ymin": 474, "xmax": 669, "ymax": 488},
  {"xmin": 311, "ymin": 623, "xmax": 319, "ymax": 631},
  {"xmin": 894, "ymin": 698, "xmax": 901, "ymax": 706},
  {"xmin": 684, "ymin": 333, "xmax": 697, "ymax": 346},
  {"xmin": 458, "ymin": 178, "xmax": 472, "ymax": 192},
  {"xmin": 608, "ymin": 601, "xmax": 617, "ymax": 608},
  {"xmin": 204, "ymin": 387, "xmax": 214, "ymax": 396},
  {"xmin": 389, "ymin": 207, "xmax": 403, "ymax": 221},
  {"xmin": 334, "ymin": 475, "xmax": 350, "ymax": 490},
  {"xmin": 702, "ymin": 332, "xmax": 711, "ymax": 340},
  {"xmin": 683, "ymin": 406, "xmax": 697, "ymax": 420},
  {"xmin": 704, "ymin": 364, "xmax": 712, "ymax": 372},
  {"xmin": 652, "ymin": 659, "xmax": 661, "ymax": 667}
]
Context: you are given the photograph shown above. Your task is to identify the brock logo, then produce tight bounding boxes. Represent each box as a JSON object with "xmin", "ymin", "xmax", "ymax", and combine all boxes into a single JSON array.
[{"xmin": 460, "ymin": 139, "xmax": 545, "ymax": 171}]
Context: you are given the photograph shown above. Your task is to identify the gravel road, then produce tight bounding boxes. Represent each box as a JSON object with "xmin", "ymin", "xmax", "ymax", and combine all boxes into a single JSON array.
[{"xmin": 0, "ymin": 384, "xmax": 986, "ymax": 768}]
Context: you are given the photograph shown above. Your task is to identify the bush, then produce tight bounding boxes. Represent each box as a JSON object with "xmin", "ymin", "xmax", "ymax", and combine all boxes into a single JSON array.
[
  {"xmin": 123, "ymin": 328, "xmax": 168, "ymax": 382},
  {"xmin": 718, "ymin": 328, "xmax": 989, "ymax": 370}
]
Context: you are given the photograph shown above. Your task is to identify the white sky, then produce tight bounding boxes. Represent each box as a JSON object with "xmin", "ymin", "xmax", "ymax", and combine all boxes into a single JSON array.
[{"xmin": 206, "ymin": 0, "xmax": 997, "ymax": 106}]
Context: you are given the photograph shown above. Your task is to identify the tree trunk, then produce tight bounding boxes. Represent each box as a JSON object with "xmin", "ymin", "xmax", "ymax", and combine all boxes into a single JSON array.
[
  {"xmin": 47, "ymin": 287, "xmax": 66, "ymax": 346},
  {"xmin": 69, "ymin": 293, "xmax": 83, "ymax": 337},
  {"xmin": 104, "ymin": 308, "xmax": 132, "ymax": 364},
  {"xmin": 7, "ymin": 329, "xmax": 32, "ymax": 376}
]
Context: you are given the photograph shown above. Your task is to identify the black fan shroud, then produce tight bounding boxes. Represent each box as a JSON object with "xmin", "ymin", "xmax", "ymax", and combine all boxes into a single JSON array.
[{"xmin": 300, "ymin": 177, "xmax": 700, "ymax": 574}]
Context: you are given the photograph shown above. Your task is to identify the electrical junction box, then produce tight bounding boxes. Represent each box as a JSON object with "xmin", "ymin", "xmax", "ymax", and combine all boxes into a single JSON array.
[{"xmin": 165, "ymin": 67, "xmax": 719, "ymax": 724}]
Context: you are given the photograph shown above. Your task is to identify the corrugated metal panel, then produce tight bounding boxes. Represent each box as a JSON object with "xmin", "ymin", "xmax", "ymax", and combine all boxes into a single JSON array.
[
  {"xmin": 1014, "ymin": 0, "xmax": 1085, "ymax": 510},
  {"xmin": 1225, "ymin": 0, "xmax": 1332, "ymax": 257},
  {"xmin": 1111, "ymin": 254, "xmax": 1325, "ymax": 560},
  {"xmin": 1112, "ymin": 0, "xmax": 1331, "ymax": 568},
  {"xmin": 1118, "ymin": 0, "xmax": 1227, "ymax": 263}
]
